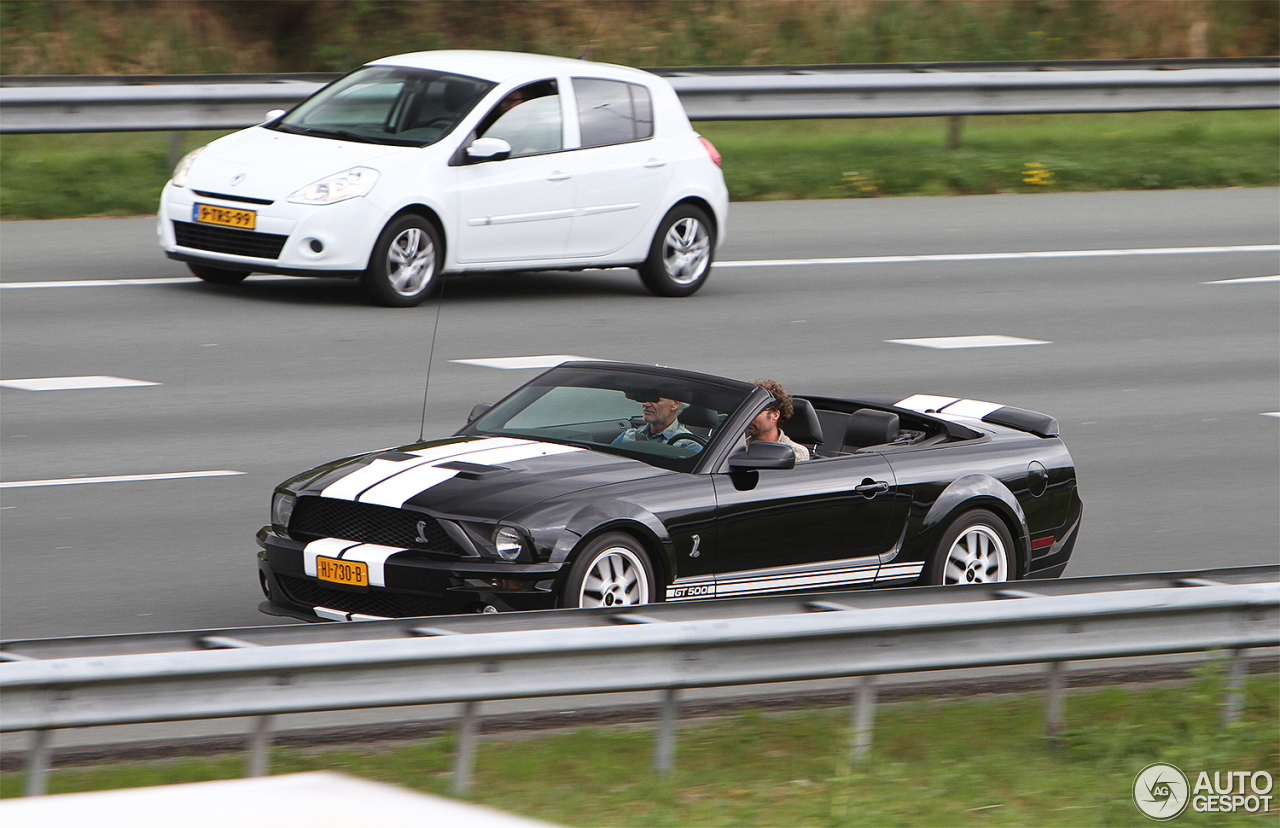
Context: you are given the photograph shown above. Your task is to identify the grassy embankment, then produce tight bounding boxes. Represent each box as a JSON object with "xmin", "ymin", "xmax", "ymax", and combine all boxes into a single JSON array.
[
  {"xmin": 1, "ymin": 109, "xmax": 1276, "ymax": 219},
  {"xmin": 3, "ymin": 669, "xmax": 1276, "ymax": 826}
]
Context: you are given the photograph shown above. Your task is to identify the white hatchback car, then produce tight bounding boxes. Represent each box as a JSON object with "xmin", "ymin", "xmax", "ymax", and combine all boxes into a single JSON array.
[{"xmin": 158, "ymin": 50, "xmax": 728, "ymax": 306}]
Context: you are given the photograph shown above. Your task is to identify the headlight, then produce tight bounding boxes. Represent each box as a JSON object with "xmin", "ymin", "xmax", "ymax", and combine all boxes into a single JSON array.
[
  {"xmin": 272, "ymin": 493, "xmax": 296, "ymax": 530},
  {"xmin": 287, "ymin": 167, "xmax": 379, "ymax": 205},
  {"xmin": 170, "ymin": 146, "xmax": 206, "ymax": 188},
  {"xmin": 492, "ymin": 526, "xmax": 524, "ymax": 561}
]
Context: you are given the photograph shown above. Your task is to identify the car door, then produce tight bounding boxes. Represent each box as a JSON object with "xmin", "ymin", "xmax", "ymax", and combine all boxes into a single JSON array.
[
  {"xmin": 709, "ymin": 452, "xmax": 906, "ymax": 599},
  {"xmin": 453, "ymin": 81, "xmax": 575, "ymax": 263},
  {"xmin": 563, "ymin": 78, "xmax": 670, "ymax": 258}
]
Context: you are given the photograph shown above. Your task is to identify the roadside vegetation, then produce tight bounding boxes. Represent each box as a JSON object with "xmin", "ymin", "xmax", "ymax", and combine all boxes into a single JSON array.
[
  {"xmin": 2, "ymin": 110, "xmax": 1276, "ymax": 219},
  {"xmin": 2, "ymin": 2, "xmax": 1276, "ymax": 218},
  {"xmin": 3, "ymin": 670, "xmax": 1276, "ymax": 826}
]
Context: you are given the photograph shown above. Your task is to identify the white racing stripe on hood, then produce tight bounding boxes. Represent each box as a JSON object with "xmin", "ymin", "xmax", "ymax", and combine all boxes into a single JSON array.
[
  {"xmin": 358, "ymin": 439, "xmax": 586, "ymax": 508},
  {"xmin": 303, "ymin": 537, "xmax": 359, "ymax": 577},
  {"xmin": 359, "ymin": 465, "xmax": 459, "ymax": 507},
  {"xmin": 320, "ymin": 437, "xmax": 531, "ymax": 502}
]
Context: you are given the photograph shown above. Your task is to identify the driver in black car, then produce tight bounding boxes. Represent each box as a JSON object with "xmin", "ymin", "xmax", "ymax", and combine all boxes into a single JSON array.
[{"xmin": 613, "ymin": 387, "xmax": 703, "ymax": 451}]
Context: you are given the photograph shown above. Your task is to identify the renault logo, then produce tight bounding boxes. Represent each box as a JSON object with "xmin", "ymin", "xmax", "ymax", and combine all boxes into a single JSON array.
[{"xmin": 229, "ymin": 173, "xmax": 246, "ymax": 187}]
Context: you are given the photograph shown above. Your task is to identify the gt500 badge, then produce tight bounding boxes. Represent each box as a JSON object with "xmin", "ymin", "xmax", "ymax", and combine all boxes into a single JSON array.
[{"xmin": 668, "ymin": 584, "xmax": 714, "ymax": 599}]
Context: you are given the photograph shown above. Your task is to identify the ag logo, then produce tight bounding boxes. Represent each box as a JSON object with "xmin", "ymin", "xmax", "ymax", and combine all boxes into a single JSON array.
[{"xmin": 1134, "ymin": 763, "xmax": 1190, "ymax": 820}]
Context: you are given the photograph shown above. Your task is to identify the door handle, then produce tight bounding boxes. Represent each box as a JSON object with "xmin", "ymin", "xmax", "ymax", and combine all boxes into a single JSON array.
[
  {"xmin": 643, "ymin": 158, "xmax": 667, "ymax": 168},
  {"xmin": 547, "ymin": 171, "xmax": 571, "ymax": 181},
  {"xmin": 853, "ymin": 479, "xmax": 890, "ymax": 498}
]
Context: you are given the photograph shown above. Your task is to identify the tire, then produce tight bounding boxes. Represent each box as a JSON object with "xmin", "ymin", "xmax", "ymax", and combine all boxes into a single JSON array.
[
  {"xmin": 924, "ymin": 509, "xmax": 1014, "ymax": 586},
  {"xmin": 188, "ymin": 263, "xmax": 249, "ymax": 285},
  {"xmin": 562, "ymin": 532, "xmax": 656, "ymax": 609},
  {"xmin": 637, "ymin": 204, "xmax": 715, "ymax": 297},
  {"xmin": 361, "ymin": 214, "xmax": 441, "ymax": 307}
]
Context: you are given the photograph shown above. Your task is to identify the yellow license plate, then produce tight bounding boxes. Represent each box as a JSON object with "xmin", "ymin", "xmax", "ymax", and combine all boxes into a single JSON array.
[
  {"xmin": 193, "ymin": 202, "xmax": 256, "ymax": 230},
  {"xmin": 316, "ymin": 556, "xmax": 368, "ymax": 587}
]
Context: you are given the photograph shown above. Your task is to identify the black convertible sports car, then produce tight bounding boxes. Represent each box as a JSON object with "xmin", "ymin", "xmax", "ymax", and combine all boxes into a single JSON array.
[{"xmin": 258, "ymin": 362, "xmax": 1082, "ymax": 621}]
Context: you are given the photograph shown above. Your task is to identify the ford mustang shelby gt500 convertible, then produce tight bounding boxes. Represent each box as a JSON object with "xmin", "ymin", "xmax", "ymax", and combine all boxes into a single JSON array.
[{"xmin": 258, "ymin": 362, "xmax": 1081, "ymax": 621}]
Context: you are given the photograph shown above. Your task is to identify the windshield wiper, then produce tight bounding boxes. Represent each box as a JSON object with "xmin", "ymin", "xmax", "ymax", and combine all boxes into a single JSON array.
[{"xmin": 273, "ymin": 123, "xmax": 384, "ymax": 145}]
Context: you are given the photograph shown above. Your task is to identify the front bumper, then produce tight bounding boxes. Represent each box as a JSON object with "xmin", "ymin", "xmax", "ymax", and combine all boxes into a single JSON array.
[
  {"xmin": 158, "ymin": 182, "xmax": 387, "ymax": 274},
  {"xmin": 257, "ymin": 528, "xmax": 565, "ymax": 621}
]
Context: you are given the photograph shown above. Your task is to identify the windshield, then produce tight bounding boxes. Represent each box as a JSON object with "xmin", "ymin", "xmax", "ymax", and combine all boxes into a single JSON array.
[
  {"xmin": 470, "ymin": 365, "xmax": 754, "ymax": 473},
  {"xmin": 272, "ymin": 66, "xmax": 494, "ymax": 147}
]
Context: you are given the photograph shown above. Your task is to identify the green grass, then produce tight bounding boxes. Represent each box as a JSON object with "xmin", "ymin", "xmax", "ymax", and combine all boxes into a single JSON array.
[
  {"xmin": 4, "ymin": 670, "xmax": 1277, "ymax": 826},
  {"xmin": 1, "ymin": 110, "xmax": 1276, "ymax": 221},
  {"xmin": 699, "ymin": 110, "xmax": 1280, "ymax": 201}
]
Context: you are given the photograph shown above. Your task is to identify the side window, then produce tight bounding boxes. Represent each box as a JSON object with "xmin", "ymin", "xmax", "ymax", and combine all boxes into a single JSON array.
[
  {"xmin": 574, "ymin": 78, "xmax": 654, "ymax": 148},
  {"xmin": 476, "ymin": 80, "xmax": 562, "ymax": 158}
]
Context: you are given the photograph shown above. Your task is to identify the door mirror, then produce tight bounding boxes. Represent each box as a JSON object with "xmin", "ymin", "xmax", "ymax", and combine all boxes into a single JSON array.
[
  {"xmin": 728, "ymin": 441, "xmax": 796, "ymax": 472},
  {"xmin": 468, "ymin": 403, "xmax": 493, "ymax": 423},
  {"xmin": 465, "ymin": 137, "xmax": 512, "ymax": 163},
  {"xmin": 264, "ymin": 109, "xmax": 286, "ymax": 123}
]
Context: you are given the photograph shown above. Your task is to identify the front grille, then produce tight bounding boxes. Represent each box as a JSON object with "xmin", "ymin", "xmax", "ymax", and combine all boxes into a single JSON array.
[
  {"xmin": 278, "ymin": 574, "xmax": 444, "ymax": 618},
  {"xmin": 172, "ymin": 220, "xmax": 287, "ymax": 259},
  {"xmin": 192, "ymin": 190, "xmax": 275, "ymax": 205},
  {"xmin": 288, "ymin": 496, "xmax": 465, "ymax": 555}
]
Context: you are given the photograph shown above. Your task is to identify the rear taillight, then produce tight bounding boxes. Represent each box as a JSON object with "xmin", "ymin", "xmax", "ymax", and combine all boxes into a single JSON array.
[{"xmin": 698, "ymin": 136, "xmax": 722, "ymax": 168}]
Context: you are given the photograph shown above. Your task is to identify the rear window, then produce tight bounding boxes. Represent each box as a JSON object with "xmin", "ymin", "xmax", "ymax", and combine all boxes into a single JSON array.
[{"xmin": 573, "ymin": 78, "xmax": 654, "ymax": 148}]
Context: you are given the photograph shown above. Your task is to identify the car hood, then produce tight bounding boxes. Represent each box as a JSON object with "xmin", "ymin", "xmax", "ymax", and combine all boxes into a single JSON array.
[
  {"xmin": 294, "ymin": 436, "xmax": 673, "ymax": 521},
  {"xmin": 189, "ymin": 127, "xmax": 417, "ymax": 197}
]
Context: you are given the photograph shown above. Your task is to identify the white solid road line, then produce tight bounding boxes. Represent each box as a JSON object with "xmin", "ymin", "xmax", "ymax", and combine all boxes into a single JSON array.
[
  {"xmin": 1, "ymin": 246, "xmax": 1276, "ymax": 289},
  {"xmin": 715, "ymin": 244, "xmax": 1280, "ymax": 269},
  {"xmin": 886, "ymin": 335, "xmax": 1051, "ymax": 349},
  {"xmin": 0, "ymin": 470, "xmax": 245, "ymax": 489}
]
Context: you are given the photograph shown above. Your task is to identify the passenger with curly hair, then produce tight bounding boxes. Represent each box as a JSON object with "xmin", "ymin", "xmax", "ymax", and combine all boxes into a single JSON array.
[{"xmin": 746, "ymin": 378, "xmax": 809, "ymax": 462}]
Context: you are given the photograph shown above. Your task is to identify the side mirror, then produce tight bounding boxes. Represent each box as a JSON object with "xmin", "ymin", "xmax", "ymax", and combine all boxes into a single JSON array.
[
  {"xmin": 465, "ymin": 137, "xmax": 512, "ymax": 163},
  {"xmin": 264, "ymin": 109, "xmax": 286, "ymax": 123},
  {"xmin": 728, "ymin": 441, "xmax": 796, "ymax": 472},
  {"xmin": 468, "ymin": 403, "xmax": 493, "ymax": 423}
]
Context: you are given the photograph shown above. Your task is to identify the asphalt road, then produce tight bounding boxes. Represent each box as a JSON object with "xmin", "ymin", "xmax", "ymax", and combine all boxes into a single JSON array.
[{"xmin": 2, "ymin": 189, "xmax": 1277, "ymax": 641}]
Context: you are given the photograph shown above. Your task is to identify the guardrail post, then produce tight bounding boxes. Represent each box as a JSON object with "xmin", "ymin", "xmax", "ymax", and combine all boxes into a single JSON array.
[
  {"xmin": 246, "ymin": 714, "xmax": 274, "ymax": 777},
  {"xmin": 23, "ymin": 729, "xmax": 53, "ymax": 796},
  {"xmin": 167, "ymin": 131, "xmax": 186, "ymax": 171},
  {"xmin": 850, "ymin": 675, "xmax": 876, "ymax": 760},
  {"xmin": 452, "ymin": 700, "xmax": 480, "ymax": 795},
  {"xmin": 946, "ymin": 115, "xmax": 964, "ymax": 149},
  {"xmin": 654, "ymin": 687, "xmax": 680, "ymax": 773},
  {"xmin": 1044, "ymin": 661, "xmax": 1067, "ymax": 739},
  {"xmin": 1222, "ymin": 648, "xmax": 1247, "ymax": 726}
]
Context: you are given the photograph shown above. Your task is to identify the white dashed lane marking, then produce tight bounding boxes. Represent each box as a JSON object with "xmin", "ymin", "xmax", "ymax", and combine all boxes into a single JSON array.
[
  {"xmin": 451, "ymin": 355, "xmax": 602, "ymax": 370},
  {"xmin": 1263, "ymin": 413, "xmax": 1280, "ymax": 419},
  {"xmin": 1, "ymin": 470, "xmax": 244, "ymax": 489},
  {"xmin": 0, "ymin": 376, "xmax": 159, "ymax": 391},
  {"xmin": 1203, "ymin": 275, "xmax": 1280, "ymax": 285},
  {"xmin": 886, "ymin": 336, "xmax": 1051, "ymax": 350}
]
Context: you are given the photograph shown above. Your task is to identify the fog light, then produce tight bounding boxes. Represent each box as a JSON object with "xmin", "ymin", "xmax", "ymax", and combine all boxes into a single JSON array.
[{"xmin": 258, "ymin": 571, "xmax": 271, "ymax": 599}]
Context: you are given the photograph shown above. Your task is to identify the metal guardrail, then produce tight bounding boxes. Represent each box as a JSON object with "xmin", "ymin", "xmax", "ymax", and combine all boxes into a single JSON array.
[
  {"xmin": 3, "ymin": 565, "xmax": 1275, "ymax": 661},
  {"xmin": 3, "ymin": 570, "xmax": 1276, "ymax": 796},
  {"xmin": 1, "ymin": 61, "xmax": 1276, "ymax": 133}
]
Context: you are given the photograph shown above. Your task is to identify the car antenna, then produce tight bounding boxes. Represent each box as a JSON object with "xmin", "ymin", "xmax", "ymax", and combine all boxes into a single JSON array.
[
  {"xmin": 417, "ymin": 278, "xmax": 447, "ymax": 443},
  {"xmin": 578, "ymin": 6, "xmax": 604, "ymax": 60}
]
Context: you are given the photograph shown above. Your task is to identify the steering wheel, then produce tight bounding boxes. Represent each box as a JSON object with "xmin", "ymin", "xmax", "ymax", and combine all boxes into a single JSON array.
[{"xmin": 670, "ymin": 432, "xmax": 709, "ymax": 448}]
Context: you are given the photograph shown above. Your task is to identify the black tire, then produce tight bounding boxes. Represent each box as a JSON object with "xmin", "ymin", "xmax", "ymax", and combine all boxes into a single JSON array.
[
  {"xmin": 637, "ymin": 204, "xmax": 715, "ymax": 297},
  {"xmin": 361, "ymin": 214, "xmax": 442, "ymax": 307},
  {"xmin": 924, "ymin": 509, "xmax": 1015, "ymax": 586},
  {"xmin": 188, "ymin": 263, "xmax": 249, "ymax": 285},
  {"xmin": 562, "ymin": 532, "xmax": 656, "ymax": 609}
]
